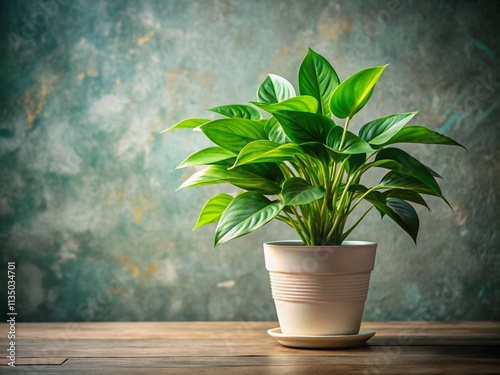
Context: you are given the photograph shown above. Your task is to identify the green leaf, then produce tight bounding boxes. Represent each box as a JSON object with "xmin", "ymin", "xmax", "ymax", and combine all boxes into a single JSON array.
[
  {"xmin": 200, "ymin": 118, "xmax": 267, "ymax": 153},
  {"xmin": 359, "ymin": 112, "xmax": 418, "ymax": 145},
  {"xmin": 380, "ymin": 171, "xmax": 427, "ymax": 190},
  {"xmin": 264, "ymin": 117, "xmax": 290, "ymax": 144},
  {"xmin": 329, "ymin": 65, "xmax": 387, "ymax": 119},
  {"xmin": 273, "ymin": 110, "xmax": 336, "ymax": 144},
  {"xmin": 257, "ymin": 74, "xmax": 296, "ymax": 104},
  {"xmin": 386, "ymin": 198, "xmax": 419, "ymax": 243},
  {"xmin": 178, "ymin": 165, "xmax": 281, "ymax": 194},
  {"xmin": 368, "ymin": 158, "xmax": 443, "ymax": 180},
  {"xmin": 282, "ymin": 177, "xmax": 325, "ymax": 205},
  {"xmin": 251, "ymin": 96, "xmax": 318, "ymax": 114},
  {"xmin": 300, "ymin": 142, "xmax": 330, "ymax": 162},
  {"xmin": 193, "ymin": 193, "xmax": 234, "ymax": 230},
  {"xmin": 232, "ymin": 140, "xmax": 304, "ymax": 167},
  {"xmin": 375, "ymin": 148, "xmax": 442, "ymax": 196},
  {"xmin": 363, "ymin": 194, "xmax": 419, "ymax": 243},
  {"xmin": 208, "ymin": 104, "xmax": 262, "ymax": 120},
  {"xmin": 161, "ymin": 118, "xmax": 210, "ymax": 133},
  {"xmin": 387, "ymin": 189, "xmax": 430, "ymax": 210},
  {"xmin": 176, "ymin": 147, "xmax": 236, "ymax": 168},
  {"xmin": 245, "ymin": 162, "xmax": 285, "ymax": 185},
  {"xmin": 298, "ymin": 48, "xmax": 340, "ymax": 117},
  {"xmin": 344, "ymin": 153, "xmax": 367, "ymax": 175},
  {"xmin": 385, "ymin": 126, "xmax": 466, "ymax": 149},
  {"xmin": 326, "ymin": 127, "xmax": 373, "ymax": 154},
  {"xmin": 215, "ymin": 192, "xmax": 283, "ymax": 246},
  {"xmin": 379, "ymin": 172, "xmax": 444, "ymax": 200}
]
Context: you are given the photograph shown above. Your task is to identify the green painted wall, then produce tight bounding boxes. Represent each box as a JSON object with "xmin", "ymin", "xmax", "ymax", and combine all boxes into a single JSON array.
[{"xmin": 0, "ymin": 0, "xmax": 499, "ymax": 322}]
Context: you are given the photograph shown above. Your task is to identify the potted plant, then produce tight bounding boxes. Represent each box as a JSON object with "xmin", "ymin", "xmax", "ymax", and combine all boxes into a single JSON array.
[{"xmin": 162, "ymin": 48, "xmax": 464, "ymax": 347}]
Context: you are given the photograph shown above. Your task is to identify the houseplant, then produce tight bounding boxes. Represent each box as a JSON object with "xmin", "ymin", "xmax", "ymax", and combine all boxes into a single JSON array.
[{"xmin": 163, "ymin": 48, "xmax": 464, "ymax": 344}]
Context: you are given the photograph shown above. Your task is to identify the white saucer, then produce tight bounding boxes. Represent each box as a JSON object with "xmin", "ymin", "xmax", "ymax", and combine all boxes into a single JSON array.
[{"xmin": 267, "ymin": 328, "xmax": 375, "ymax": 349}]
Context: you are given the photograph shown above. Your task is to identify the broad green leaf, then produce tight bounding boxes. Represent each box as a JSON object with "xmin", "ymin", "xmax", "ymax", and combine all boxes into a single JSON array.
[
  {"xmin": 362, "ymin": 194, "xmax": 419, "ymax": 243},
  {"xmin": 326, "ymin": 127, "xmax": 373, "ymax": 154},
  {"xmin": 200, "ymin": 118, "xmax": 267, "ymax": 153},
  {"xmin": 178, "ymin": 165, "xmax": 281, "ymax": 194},
  {"xmin": 375, "ymin": 148, "xmax": 442, "ymax": 196},
  {"xmin": 232, "ymin": 140, "xmax": 304, "ymax": 168},
  {"xmin": 282, "ymin": 177, "xmax": 325, "ymax": 205},
  {"xmin": 298, "ymin": 48, "xmax": 340, "ymax": 117},
  {"xmin": 257, "ymin": 74, "xmax": 296, "ymax": 104},
  {"xmin": 367, "ymin": 158, "xmax": 443, "ymax": 180},
  {"xmin": 208, "ymin": 104, "xmax": 262, "ymax": 120},
  {"xmin": 356, "ymin": 187, "xmax": 430, "ymax": 210},
  {"xmin": 273, "ymin": 110, "xmax": 336, "ymax": 144},
  {"xmin": 245, "ymin": 162, "xmax": 285, "ymax": 185},
  {"xmin": 251, "ymin": 95, "xmax": 318, "ymax": 114},
  {"xmin": 344, "ymin": 153, "xmax": 367, "ymax": 175},
  {"xmin": 215, "ymin": 192, "xmax": 283, "ymax": 246},
  {"xmin": 348, "ymin": 184, "xmax": 369, "ymax": 194},
  {"xmin": 359, "ymin": 112, "xmax": 418, "ymax": 145},
  {"xmin": 264, "ymin": 117, "xmax": 290, "ymax": 144},
  {"xmin": 329, "ymin": 65, "xmax": 387, "ymax": 119},
  {"xmin": 300, "ymin": 142, "xmax": 330, "ymax": 162},
  {"xmin": 161, "ymin": 118, "xmax": 210, "ymax": 133},
  {"xmin": 379, "ymin": 172, "xmax": 446, "ymax": 204},
  {"xmin": 387, "ymin": 189, "xmax": 430, "ymax": 210},
  {"xmin": 380, "ymin": 171, "xmax": 429, "ymax": 190},
  {"xmin": 386, "ymin": 198, "xmax": 419, "ymax": 243},
  {"xmin": 193, "ymin": 193, "xmax": 234, "ymax": 230},
  {"xmin": 385, "ymin": 126, "xmax": 466, "ymax": 149},
  {"xmin": 176, "ymin": 147, "xmax": 236, "ymax": 168}
]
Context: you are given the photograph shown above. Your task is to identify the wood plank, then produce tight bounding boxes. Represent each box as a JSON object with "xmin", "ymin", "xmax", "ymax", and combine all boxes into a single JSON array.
[
  {"xmin": 2, "ymin": 321, "xmax": 499, "ymax": 340},
  {"xmin": 59, "ymin": 348, "xmax": 500, "ymax": 367},
  {"xmin": 11, "ymin": 339, "xmax": 500, "ymax": 358}
]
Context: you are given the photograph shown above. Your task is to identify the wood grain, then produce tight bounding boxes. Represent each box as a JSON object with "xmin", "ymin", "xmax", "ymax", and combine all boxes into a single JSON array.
[{"xmin": 0, "ymin": 322, "xmax": 498, "ymax": 373}]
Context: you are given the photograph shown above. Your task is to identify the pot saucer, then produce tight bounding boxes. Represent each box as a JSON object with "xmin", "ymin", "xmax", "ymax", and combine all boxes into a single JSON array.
[{"xmin": 267, "ymin": 328, "xmax": 375, "ymax": 349}]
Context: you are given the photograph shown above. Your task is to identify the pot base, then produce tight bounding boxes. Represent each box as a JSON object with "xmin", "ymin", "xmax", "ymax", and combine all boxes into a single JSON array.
[
  {"xmin": 267, "ymin": 327, "xmax": 376, "ymax": 349},
  {"xmin": 274, "ymin": 299, "xmax": 366, "ymax": 335}
]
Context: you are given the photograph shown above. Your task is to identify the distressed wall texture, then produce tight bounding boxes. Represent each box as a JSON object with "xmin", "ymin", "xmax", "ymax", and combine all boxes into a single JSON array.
[{"xmin": 0, "ymin": 0, "xmax": 499, "ymax": 322}]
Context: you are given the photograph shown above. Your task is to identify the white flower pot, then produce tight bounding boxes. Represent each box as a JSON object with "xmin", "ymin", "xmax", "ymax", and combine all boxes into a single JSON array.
[{"xmin": 263, "ymin": 240, "xmax": 377, "ymax": 336}]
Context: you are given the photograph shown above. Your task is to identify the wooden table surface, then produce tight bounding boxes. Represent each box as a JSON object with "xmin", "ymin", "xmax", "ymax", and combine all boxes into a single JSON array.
[{"xmin": 1, "ymin": 321, "xmax": 499, "ymax": 374}]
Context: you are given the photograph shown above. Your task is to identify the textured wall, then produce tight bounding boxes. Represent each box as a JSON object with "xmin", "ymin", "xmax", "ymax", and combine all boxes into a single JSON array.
[{"xmin": 0, "ymin": 0, "xmax": 499, "ymax": 322}]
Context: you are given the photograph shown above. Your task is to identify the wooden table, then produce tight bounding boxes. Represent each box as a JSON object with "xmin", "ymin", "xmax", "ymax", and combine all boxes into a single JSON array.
[{"xmin": 1, "ymin": 322, "xmax": 499, "ymax": 374}]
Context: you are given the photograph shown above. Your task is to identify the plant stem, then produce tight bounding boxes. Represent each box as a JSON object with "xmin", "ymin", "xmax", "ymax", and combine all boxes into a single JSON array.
[
  {"xmin": 289, "ymin": 206, "xmax": 310, "ymax": 244},
  {"xmin": 348, "ymin": 185, "xmax": 380, "ymax": 215},
  {"xmin": 278, "ymin": 163, "xmax": 295, "ymax": 179},
  {"xmin": 341, "ymin": 206, "xmax": 374, "ymax": 241},
  {"xmin": 339, "ymin": 116, "xmax": 351, "ymax": 151},
  {"xmin": 330, "ymin": 172, "xmax": 355, "ymax": 234},
  {"xmin": 282, "ymin": 211, "xmax": 308, "ymax": 244}
]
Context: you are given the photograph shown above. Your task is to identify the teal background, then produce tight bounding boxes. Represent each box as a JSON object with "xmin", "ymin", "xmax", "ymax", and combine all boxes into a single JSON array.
[{"xmin": 0, "ymin": 0, "xmax": 499, "ymax": 322}]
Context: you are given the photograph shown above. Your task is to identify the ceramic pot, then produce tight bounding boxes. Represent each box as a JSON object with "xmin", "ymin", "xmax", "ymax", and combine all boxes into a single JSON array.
[{"xmin": 263, "ymin": 240, "xmax": 377, "ymax": 336}]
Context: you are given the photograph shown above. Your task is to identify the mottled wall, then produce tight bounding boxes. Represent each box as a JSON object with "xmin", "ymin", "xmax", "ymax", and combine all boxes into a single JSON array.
[{"xmin": 0, "ymin": 0, "xmax": 499, "ymax": 322}]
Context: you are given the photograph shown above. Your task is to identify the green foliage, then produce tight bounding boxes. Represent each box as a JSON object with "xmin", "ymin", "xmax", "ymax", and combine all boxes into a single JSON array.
[
  {"xmin": 163, "ymin": 48, "xmax": 465, "ymax": 246},
  {"xmin": 208, "ymin": 104, "xmax": 262, "ymax": 120}
]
